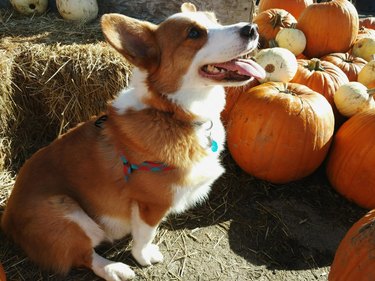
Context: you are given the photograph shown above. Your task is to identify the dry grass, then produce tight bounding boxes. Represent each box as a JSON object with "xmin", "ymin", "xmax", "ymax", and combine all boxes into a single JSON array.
[
  {"xmin": 0, "ymin": 9, "xmax": 103, "ymax": 44},
  {"xmin": 0, "ymin": 11, "xmax": 132, "ymax": 171},
  {"xmin": 0, "ymin": 9, "xmax": 368, "ymax": 281},
  {"xmin": 0, "ymin": 47, "xmax": 15, "ymax": 173}
]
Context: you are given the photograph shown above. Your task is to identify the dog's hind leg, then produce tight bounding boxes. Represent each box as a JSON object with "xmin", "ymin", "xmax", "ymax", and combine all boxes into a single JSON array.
[
  {"xmin": 91, "ymin": 251, "xmax": 135, "ymax": 281},
  {"xmin": 2, "ymin": 195, "xmax": 135, "ymax": 280},
  {"xmin": 59, "ymin": 197, "xmax": 136, "ymax": 280}
]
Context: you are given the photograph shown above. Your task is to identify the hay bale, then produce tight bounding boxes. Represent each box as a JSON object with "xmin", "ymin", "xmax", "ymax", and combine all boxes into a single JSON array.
[
  {"xmin": 0, "ymin": 14, "xmax": 132, "ymax": 171},
  {"xmin": 0, "ymin": 0, "xmax": 256, "ymax": 172},
  {"xmin": 0, "ymin": 48, "xmax": 16, "ymax": 172}
]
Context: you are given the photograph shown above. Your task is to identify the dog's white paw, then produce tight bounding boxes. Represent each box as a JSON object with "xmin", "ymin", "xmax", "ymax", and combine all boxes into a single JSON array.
[
  {"xmin": 132, "ymin": 243, "xmax": 164, "ymax": 266},
  {"xmin": 102, "ymin": 262, "xmax": 135, "ymax": 281}
]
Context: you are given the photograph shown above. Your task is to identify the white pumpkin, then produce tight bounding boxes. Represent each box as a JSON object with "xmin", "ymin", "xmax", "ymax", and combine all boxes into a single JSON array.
[
  {"xmin": 334, "ymin": 82, "xmax": 375, "ymax": 118},
  {"xmin": 275, "ymin": 27, "xmax": 306, "ymax": 56},
  {"xmin": 254, "ymin": 47, "xmax": 298, "ymax": 83},
  {"xmin": 10, "ymin": 0, "xmax": 48, "ymax": 15},
  {"xmin": 352, "ymin": 38, "xmax": 375, "ymax": 62},
  {"xmin": 358, "ymin": 60, "xmax": 375, "ymax": 88},
  {"xmin": 56, "ymin": 0, "xmax": 98, "ymax": 22}
]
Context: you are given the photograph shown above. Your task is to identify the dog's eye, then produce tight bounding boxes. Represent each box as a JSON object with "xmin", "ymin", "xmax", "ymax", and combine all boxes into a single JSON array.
[{"xmin": 187, "ymin": 27, "xmax": 201, "ymax": 39}]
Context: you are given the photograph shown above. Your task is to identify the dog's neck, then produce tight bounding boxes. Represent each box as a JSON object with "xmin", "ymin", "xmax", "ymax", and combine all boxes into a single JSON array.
[{"xmin": 112, "ymin": 68, "xmax": 226, "ymax": 123}]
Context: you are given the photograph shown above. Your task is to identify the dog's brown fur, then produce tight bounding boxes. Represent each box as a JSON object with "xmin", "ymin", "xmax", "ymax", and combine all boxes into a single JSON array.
[
  {"xmin": 2, "ymin": 92, "xmax": 210, "ymax": 271},
  {"xmin": 1, "ymin": 4, "xmax": 262, "ymax": 279}
]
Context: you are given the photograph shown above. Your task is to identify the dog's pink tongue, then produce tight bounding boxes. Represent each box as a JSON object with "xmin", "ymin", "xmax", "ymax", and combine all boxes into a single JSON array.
[{"xmin": 216, "ymin": 59, "xmax": 266, "ymax": 80}]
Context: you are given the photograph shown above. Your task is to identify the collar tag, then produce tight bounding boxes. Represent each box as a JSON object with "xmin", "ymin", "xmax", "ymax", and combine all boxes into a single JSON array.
[
  {"xmin": 211, "ymin": 140, "xmax": 218, "ymax": 152},
  {"xmin": 194, "ymin": 120, "xmax": 218, "ymax": 152}
]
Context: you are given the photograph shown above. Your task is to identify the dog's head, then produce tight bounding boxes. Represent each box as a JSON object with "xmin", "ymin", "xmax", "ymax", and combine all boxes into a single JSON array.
[
  {"xmin": 101, "ymin": 3, "xmax": 265, "ymax": 120},
  {"xmin": 101, "ymin": 3, "xmax": 265, "ymax": 93}
]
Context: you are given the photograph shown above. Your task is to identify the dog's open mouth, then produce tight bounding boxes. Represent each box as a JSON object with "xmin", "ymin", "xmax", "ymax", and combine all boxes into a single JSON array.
[{"xmin": 200, "ymin": 57, "xmax": 266, "ymax": 82}]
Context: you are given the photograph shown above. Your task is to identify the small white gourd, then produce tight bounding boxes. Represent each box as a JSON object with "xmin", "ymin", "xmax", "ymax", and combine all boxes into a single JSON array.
[
  {"xmin": 56, "ymin": 0, "xmax": 98, "ymax": 22},
  {"xmin": 254, "ymin": 47, "xmax": 298, "ymax": 83},
  {"xmin": 358, "ymin": 60, "xmax": 375, "ymax": 89},
  {"xmin": 275, "ymin": 27, "xmax": 306, "ymax": 56},
  {"xmin": 334, "ymin": 82, "xmax": 375, "ymax": 118},
  {"xmin": 352, "ymin": 38, "xmax": 375, "ymax": 62},
  {"xmin": 10, "ymin": 0, "xmax": 48, "ymax": 15}
]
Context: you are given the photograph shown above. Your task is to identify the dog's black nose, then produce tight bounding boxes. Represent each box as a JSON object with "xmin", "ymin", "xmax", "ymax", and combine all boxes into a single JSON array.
[{"xmin": 240, "ymin": 24, "xmax": 258, "ymax": 40}]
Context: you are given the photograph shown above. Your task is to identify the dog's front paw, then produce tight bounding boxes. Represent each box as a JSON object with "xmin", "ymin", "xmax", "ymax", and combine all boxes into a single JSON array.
[
  {"xmin": 102, "ymin": 262, "xmax": 135, "ymax": 281},
  {"xmin": 132, "ymin": 243, "xmax": 164, "ymax": 266}
]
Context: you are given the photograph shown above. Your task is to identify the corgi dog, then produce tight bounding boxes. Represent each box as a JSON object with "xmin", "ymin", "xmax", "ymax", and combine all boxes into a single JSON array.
[{"xmin": 1, "ymin": 3, "xmax": 265, "ymax": 280}]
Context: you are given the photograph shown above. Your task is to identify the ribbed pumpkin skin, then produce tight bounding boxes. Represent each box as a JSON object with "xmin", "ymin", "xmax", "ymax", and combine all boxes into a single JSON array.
[
  {"xmin": 329, "ymin": 209, "xmax": 375, "ymax": 281},
  {"xmin": 227, "ymin": 82, "xmax": 334, "ymax": 184},
  {"xmin": 258, "ymin": 0, "xmax": 313, "ymax": 19},
  {"xmin": 222, "ymin": 79, "xmax": 259, "ymax": 124},
  {"xmin": 254, "ymin": 9, "xmax": 297, "ymax": 48},
  {"xmin": 297, "ymin": 0, "xmax": 359, "ymax": 58},
  {"xmin": 321, "ymin": 53, "xmax": 367, "ymax": 82},
  {"xmin": 326, "ymin": 109, "xmax": 375, "ymax": 209},
  {"xmin": 291, "ymin": 58, "xmax": 349, "ymax": 118},
  {"xmin": 359, "ymin": 17, "xmax": 375, "ymax": 30}
]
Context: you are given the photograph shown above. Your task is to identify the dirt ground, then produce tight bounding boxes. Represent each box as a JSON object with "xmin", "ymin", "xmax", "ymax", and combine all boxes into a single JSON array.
[
  {"xmin": 0, "ymin": 6, "xmax": 370, "ymax": 281},
  {"xmin": 0, "ymin": 150, "xmax": 366, "ymax": 281}
]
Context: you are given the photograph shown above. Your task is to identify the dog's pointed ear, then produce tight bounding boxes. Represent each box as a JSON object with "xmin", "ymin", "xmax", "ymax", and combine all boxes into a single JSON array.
[
  {"xmin": 181, "ymin": 2, "xmax": 197, "ymax": 13},
  {"xmin": 101, "ymin": 13, "xmax": 160, "ymax": 71}
]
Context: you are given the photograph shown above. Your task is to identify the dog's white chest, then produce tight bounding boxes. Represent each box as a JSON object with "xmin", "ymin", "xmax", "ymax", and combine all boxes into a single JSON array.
[
  {"xmin": 170, "ymin": 152, "xmax": 225, "ymax": 214},
  {"xmin": 169, "ymin": 118, "xmax": 226, "ymax": 214}
]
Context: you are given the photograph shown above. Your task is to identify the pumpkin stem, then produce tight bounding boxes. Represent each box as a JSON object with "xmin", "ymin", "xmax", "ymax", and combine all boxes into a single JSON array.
[
  {"xmin": 277, "ymin": 86, "xmax": 294, "ymax": 96},
  {"xmin": 306, "ymin": 58, "xmax": 325, "ymax": 72},
  {"xmin": 277, "ymin": 86, "xmax": 304, "ymax": 115},
  {"xmin": 272, "ymin": 12, "xmax": 284, "ymax": 29},
  {"xmin": 290, "ymin": 23, "xmax": 297, "ymax": 29}
]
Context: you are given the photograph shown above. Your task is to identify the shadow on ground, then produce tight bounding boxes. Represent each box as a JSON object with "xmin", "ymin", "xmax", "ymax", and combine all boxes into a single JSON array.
[
  {"xmin": 0, "ymin": 151, "xmax": 366, "ymax": 280},
  {"xmin": 164, "ymin": 151, "xmax": 366, "ymax": 271}
]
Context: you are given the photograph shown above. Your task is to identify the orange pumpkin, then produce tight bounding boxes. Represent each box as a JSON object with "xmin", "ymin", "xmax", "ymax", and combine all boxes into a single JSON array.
[
  {"xmin": 253, "ymin": 8, "xmax": 297, "ymax": 48},
  {"xmin": 258, "ymin": 0, "xmax": 313, "ymax": 19},
  {"xmin": 297, "ymin": 0, "xmax": 359, "ymax": 58},
  {"xmin": 227, "ymin": 82, "xmax": 334, "ymax": 184},
  {"xmin": 222, "ymin": 79, "xmax": 259, "ymax": 124},
  {"xmin": 296, "ymin": 53, "xmax": 308, "ymax": 60},
  {"xmin": 359, "ymin": 17, "xmax": 375, "ymax": 30},
  {"xmin": 329, "ymin": 209, "xmax": 375, "ymax": 281},
  {"xmin": 321, "ymin": 53, "xmax": 367, "ymax": 82},
  {"xmin": 291, "ymin": 58, "xmax": 349, "ymax": 121},
  {"xmin": 0, "ymin": 262, "xmax": 5, "ymax": 281},
  {"xmin": 326, "ymin": 109, "xmax": 375, "ymax": 209}
]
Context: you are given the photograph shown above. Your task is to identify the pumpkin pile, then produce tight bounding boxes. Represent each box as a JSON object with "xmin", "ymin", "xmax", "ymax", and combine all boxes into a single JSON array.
[
  {"xmin": 9, "ymin": 0, "xmax": 99, "ymax": 22},
  {"xmin": 225, "ymin": 0, "xmax": 375, "ymax": 187},
  {"xmin": 224, "ymin": 1, "xmax": 375, "ymax": 279}
]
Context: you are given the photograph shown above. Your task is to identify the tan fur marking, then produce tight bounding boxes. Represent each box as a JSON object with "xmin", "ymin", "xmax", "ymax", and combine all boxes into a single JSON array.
[
  {"xmin": 148, "ymin": 17, "xmax": 208, "ymax": 94},
  {"xmin": 101, "ymin": 14, "xmax": 160, "ymax": 72}
]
